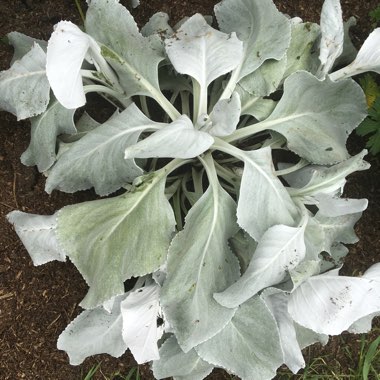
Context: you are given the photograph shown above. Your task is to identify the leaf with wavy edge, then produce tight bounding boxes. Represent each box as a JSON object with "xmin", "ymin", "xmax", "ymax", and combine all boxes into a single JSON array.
[
  {"xmin": 57, "ymin": 293, "xmax": 127, "ymax": 365},
  {"xmin": 0, "ymin": 43, "xmax": 49, "ymax": 120},
  {"xmin": 215, "ymin": 222, "xmax": 306, "ymax": 308},
  {"xmin": 161, "ymin": 183, "xmax": 240, "ymax": 352},
  {"xmin": 56, "ymin": 173, "xmax": 176, "ymax": 309},
  {"xmin": 46, "ymin": 103, "xmax": 161, "ymax": 196},
  {"xmin": 124, "ymin": 115, "xmax": 213, "ymax": 159},
  {"xmin": 288, "ymin": 264, "xmax": 380, "ymax": 335},
  {"xmin": 7, "ymin": 211, "xmax": 65, "ymax": 266},
  {"xmin": 165, "ymin": 14, "xmax": 243, "ymax": 94},
  {"xmin": 121, "ymin": 283, "xmax": 163, "ymax": 364},
  {"xmin": 236, "ymin": 147, "xmax": 297, "ymax": 241},
  {"xmin": 196, "ymin": 296, "xmax": 283, "ymax": 380},
  {"xmin": 215, "ymin": 0, "xmax": 290, "ymax": 83},
  {"xmin": 267, "ymin": 71, "xmax": 367, "ymax": 164},
  {"xmin": 7, "ymin": 31, "xmax": 47, "ymax": 64},
  {"xmin": 261, "ymin": 289, "xmax": 305, "ymax": 374},
  {"xmin": 152, "ymin": 336, "xmax": 213, "ymax": 380},
  {"xmin": 330, "ymin": 28, "xmax": 380, "ymax": 80},
  {"xmin": 85, "ymin": 0, "xmax": 164, "ymax": 99},
  {"xmin": 46, "ymin": 21, "xmax": 101, "ymax": 109},
  {"xmin": 21, "ymin": 98, "xmax": 76, "ymax": 172},
  {"xmin": 318, "ymin": 0, "xmax": 344, "ymax": 77}
]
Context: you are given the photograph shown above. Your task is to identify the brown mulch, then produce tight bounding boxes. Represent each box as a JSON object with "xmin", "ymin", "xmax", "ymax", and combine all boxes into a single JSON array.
[{"xmin": 0, "ymin": 1, "xmax": 379, "ymax": 379}]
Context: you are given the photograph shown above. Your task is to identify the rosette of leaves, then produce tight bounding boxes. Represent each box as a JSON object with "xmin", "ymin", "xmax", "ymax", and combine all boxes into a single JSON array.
[{"xmin": 3, "ymin": 0, "xmax": 380, "ymax": 379}]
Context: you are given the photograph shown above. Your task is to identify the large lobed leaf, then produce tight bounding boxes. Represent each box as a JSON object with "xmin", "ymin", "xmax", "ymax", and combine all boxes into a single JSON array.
[
  {"xmin": 266, "ymin": 71, "xmax": 367, "ymax": 164},
  {"xmin": 56, "ymin": 173, "xmax": 176, "ymax": 308},
  {"xmin": 45, "ymin": 103, "xmax": 160, "ymax": 196},
  {"xmin": 215, "ymin": 0, "xmax": 291, "ymax": 82}
]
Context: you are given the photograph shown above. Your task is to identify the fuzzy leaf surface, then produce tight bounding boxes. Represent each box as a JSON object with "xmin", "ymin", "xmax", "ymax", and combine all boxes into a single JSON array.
[
  {"xmin": 121, "ymin": 284, "xmax": 163, "ymax": 364},
  {"xmin": 21, "ymin": 99, "xmax": 76, "ymax": 172},
  {"xmin": 161, "ymin": 184, "xmax": 240, "ymax": 352},
  {"xmin": 267, "ymin": 71, "xmax": 367, "ymax": 164},
  {"xmin": 196, "ymin": 296, "xmax": 283, "ymax": 380},
  {"xmin": 165, "ymin": 14, "xmax": 243, "ymax": 90},
  {"xmin": 56, "ymin": 174, "xmax": 175, "ymax": 308},
  {"xmin": 152, "ymin": 336, "xmax": 213, "ymax": 380},
  {"xmin": 7, "ymin": 31, "xmax": 47, "ymax": 64},
  {"xmin": 237, "ymin": 147, "xmax": 297, "ymax": 241},
  {"xmin": 57, "ymin": 294, "xmax": 127, "ymax": 365},
  {"xmin": 7, "ymin": 211, "xmax": 65, "ymax": 266},
  {"xmin": 214, "ymin": 223, "xmax": 306, "ymax": 308},
  {"xmin": 0, "ymin": 43, "xmax": 49, "ymax": 120},
  {"xmin": 45, "ymin": 104, "xmax": 160, "ymax": 195},
  {"xmin": 288, "ymin": 265, "xmax": 380, "ymax": 335},
  {"xmin": 215, "ymin": 0, "xmax": 291, "ymax": 81},
  {"xmin": 318, "ymin": 0, "xmax": 344, "ymax": 76},
  {"xmin": 124, "ymin": 115, "xmax": 213, "ymax": 159},
  {"xmin": 85, "ymin": 0, "xmax": 165, "ymax": 98}
]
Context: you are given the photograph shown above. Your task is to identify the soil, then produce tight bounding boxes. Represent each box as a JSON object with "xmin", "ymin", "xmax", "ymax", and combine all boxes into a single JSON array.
[{"xmin": 0, "ymin": 1, "xmax": 379, "ymax": 379}]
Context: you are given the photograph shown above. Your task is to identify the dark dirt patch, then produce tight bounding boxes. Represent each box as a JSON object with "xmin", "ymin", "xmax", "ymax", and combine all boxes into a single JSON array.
[{"xmin": 0, "ymin": 1, "xmax": 379, "ymax": 379}]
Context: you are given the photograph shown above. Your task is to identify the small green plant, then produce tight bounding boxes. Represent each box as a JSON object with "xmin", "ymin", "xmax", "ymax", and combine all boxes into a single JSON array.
[
  {"xmin": 83, "ymin": 364, "xmax": 141, "ymax": 380},
  {"xmin": 370, "ymin": 5, "xmax": 380, "ymax": 27},
  {"xmin": 357, "ymin": 75, "xmax": 380, "ymax": 155}
]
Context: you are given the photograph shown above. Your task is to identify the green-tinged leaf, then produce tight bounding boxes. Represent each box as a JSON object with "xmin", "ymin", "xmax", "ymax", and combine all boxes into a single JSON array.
[
  {"xmin": 0, "ymin": 43, "xmax": 49, "ymax": 120},
  {"xmin": 196, "ymin": 296, "xmax": 283, "ymax": 380},
  {"xmin": 267, "ymin": 71, "xmax": 367, "ymax": 164},
  {"xmin": 161, "ymin": 183, "xmax": 240, "ymax": 352},
  {"xmin": 57, "ymin": 293, "xmax": 127, "ymax": 365},
  {"xmin": 261, "ymin": 289, "xmax": 305, "ymax": 374},
  {"xmin": 215, "ymin": 0, "xmax": 291, "ymax": 81},
  {"xmin": 21, "ymin": 99, "xmax": 76, "ymax": 172},
  {"xmin": 239, "ymin": 58, "xmax": 287, "ymax": 97},
  {"xmin": 357, "ymin": 97, "xmax": 380, "ymax": 155},
  {"xmin": 152, "ymin": 336, "xmax": 214, "ymax": 380},
  {"xmin": 56, "ymin": 173, "xmax": 176, "ymax": 308},
  {"xmin": 7, "ymin": 31, "xmax": 47, "ymax": 64},
  {"xmin": 214, "ymin": 223, "xmax": 306, "ymax": 308},
  {"xmin": 284, "ymin": 22, "xmax": 320, "ymax": 78},
  {"xmin": 288, "ymin": 264, "xmax": 380, "ymax": 335},
  {"xmin": 45, "ymin": 103, "xmax": 162, "ymax": 196},
  {"xmin": 7, "ymin": 211, "xmax": 65, "ymax": 266},
  {"xmin": 236, "ymin": 147, "xmax": 297, "ymax": 241},
  {"xmin": 124, "ymin": 115, "xmax": 214, "ymax": 159},
  {"xmin": 85, "ymin": 0, "xmax": 164, "ymax": 98},
  {"xmin": 228, "ymin": 230, "xmax": 257, "ymax": 274}
]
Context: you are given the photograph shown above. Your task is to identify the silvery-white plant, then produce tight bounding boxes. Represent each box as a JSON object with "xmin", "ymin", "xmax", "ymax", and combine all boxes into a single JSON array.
[{"xmin": 2, "ymin": 0, "xmax": 380, "ymax": 378}]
